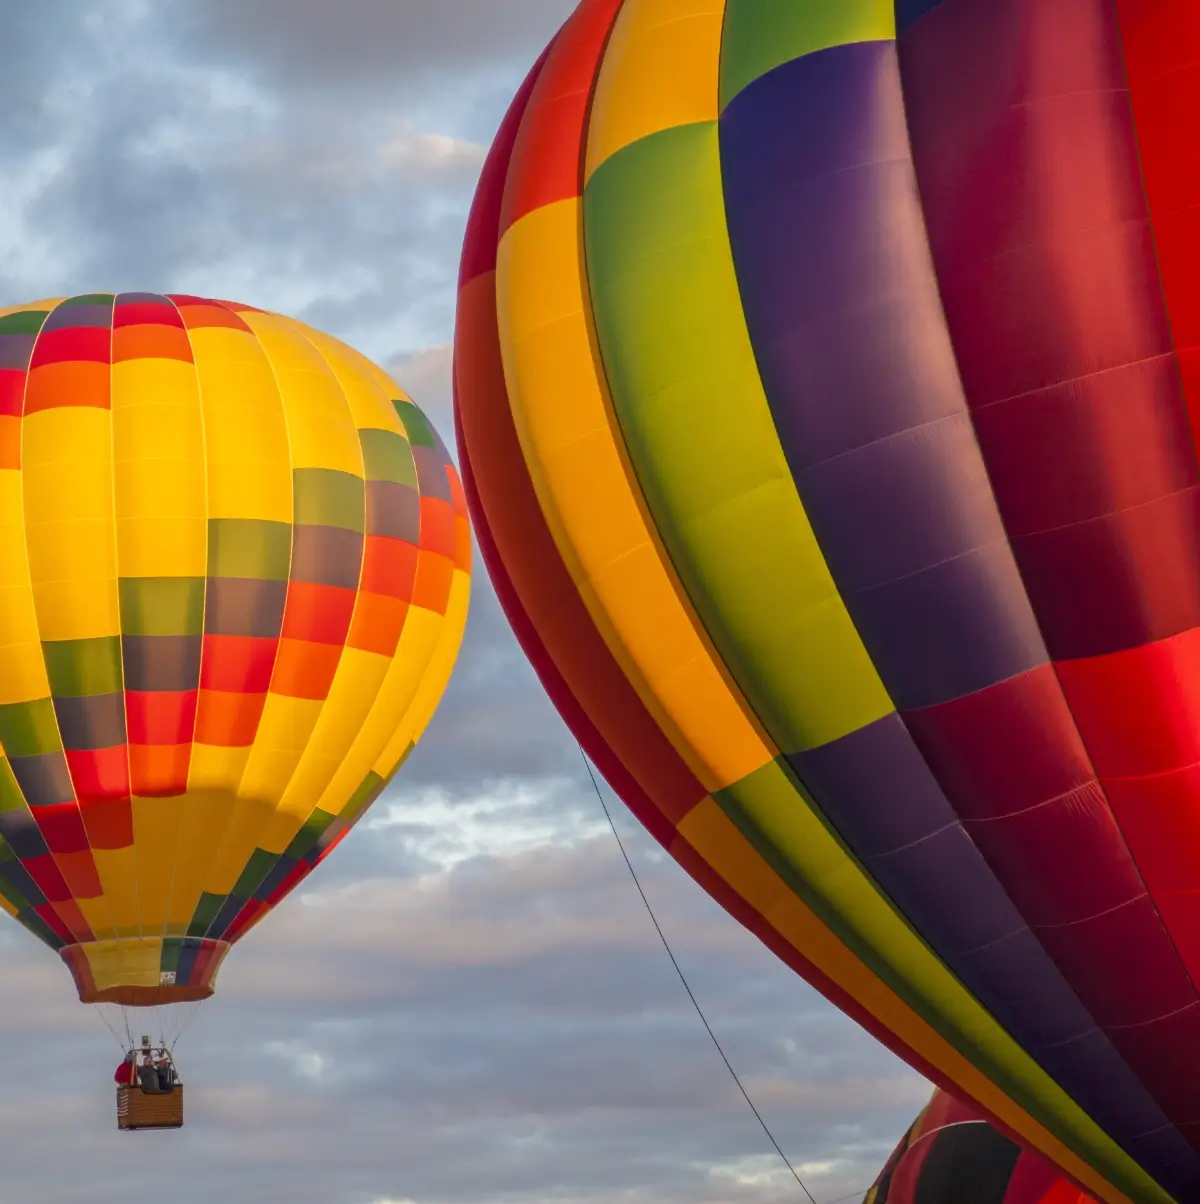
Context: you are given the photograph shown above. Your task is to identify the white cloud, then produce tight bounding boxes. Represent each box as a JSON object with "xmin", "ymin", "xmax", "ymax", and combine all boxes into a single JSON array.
[
  {"xmin": 380, "ymin": 127, "xmax": 486, "ymax": 173},
  {"xmin": 265, "ymin": 1039, "xmax": 329, "ymax": 1081},
  {"xmin": 364, "ymin": 778, "xmax": 604, "ymax": 868}
]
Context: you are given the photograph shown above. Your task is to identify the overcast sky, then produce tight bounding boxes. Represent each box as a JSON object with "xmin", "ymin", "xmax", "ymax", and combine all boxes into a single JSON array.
[{"xmin": 0, "ymin": 4, "xmax": 929, "ymax": 1202}]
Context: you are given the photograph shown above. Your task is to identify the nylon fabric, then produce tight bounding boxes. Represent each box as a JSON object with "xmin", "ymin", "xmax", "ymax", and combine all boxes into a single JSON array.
[{"xmin": 0, "ymin": 293, "xmax": 468, "ymax": 1003}]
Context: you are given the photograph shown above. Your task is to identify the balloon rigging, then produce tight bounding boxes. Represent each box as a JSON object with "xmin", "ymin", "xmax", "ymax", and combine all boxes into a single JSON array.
[
  {"xmin": 581, "ymin": 744, "xmax": 819, "ymax": 1204},
  {"xmin": 0, "ymin": 290, "xmax": 470, "ymax": 1129}
]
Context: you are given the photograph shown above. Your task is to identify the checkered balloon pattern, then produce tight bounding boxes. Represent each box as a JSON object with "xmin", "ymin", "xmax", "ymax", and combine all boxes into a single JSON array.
[{"xmin": 0, "ymin": 292, "xmax": 470, "ymax": 1006}]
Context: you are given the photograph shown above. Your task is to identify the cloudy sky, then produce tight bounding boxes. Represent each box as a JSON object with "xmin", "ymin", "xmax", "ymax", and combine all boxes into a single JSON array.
[{"xmin": 0, "ymin": 4, "xmax": 930, "ymax": 1202}]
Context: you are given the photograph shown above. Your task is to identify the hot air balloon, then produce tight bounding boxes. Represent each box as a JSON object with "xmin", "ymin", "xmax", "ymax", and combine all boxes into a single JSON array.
[
  {"xmin": 866, "ymin": 1088, "xmax": 1094, "ymax": 1204},
  {"xmin": 452, "ymin": 2, "xmax": 1200, "ymax": 1202},
  {"xmin": 0, "ymin": 291, "xmax": 469, "ymax": 1122}
]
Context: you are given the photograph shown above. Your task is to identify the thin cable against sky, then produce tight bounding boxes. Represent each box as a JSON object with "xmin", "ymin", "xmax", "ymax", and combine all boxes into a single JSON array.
[{"xmin": 580, "ymin": 747, "xmax": 821, "ymax": 1204}]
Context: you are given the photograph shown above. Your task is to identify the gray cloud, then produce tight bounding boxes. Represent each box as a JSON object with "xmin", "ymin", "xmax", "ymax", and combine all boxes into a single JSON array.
[
  {"xmin": 183, "ymin": 0, "xmax": 571, "ymax": 89},
  {"xmin": 0, "ymin": 2, "xmax": 521, "ymax": 358},
  {"xmin": 0, "ymin": 4, "xmax": 925, "ymax": 1203},
  {"xmin": 0, "ymin": 827, "xmax": 924, "ymax": 1204}
]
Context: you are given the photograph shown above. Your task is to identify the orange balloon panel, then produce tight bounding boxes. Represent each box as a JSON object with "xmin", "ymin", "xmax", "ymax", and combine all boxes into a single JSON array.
[{"xmin": 0, "ymin": 292, "xmax": 470, "ymax": 1005}]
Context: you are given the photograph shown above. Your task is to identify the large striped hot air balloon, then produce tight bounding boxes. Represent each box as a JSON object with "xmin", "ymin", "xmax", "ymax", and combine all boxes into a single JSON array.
[
  {"xmin": 453, "ymin": 2, "xmax": 1200, "ymax": 1202},
  {"xmin": 0, "ymin": 292, "xmax": 469, "ymax": 1008}
]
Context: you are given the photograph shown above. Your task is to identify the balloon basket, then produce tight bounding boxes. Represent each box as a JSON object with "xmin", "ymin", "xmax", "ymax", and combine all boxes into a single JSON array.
[{"xmin": 116, "ymin": 1084, "xmax": 183, "ymax": 1131}]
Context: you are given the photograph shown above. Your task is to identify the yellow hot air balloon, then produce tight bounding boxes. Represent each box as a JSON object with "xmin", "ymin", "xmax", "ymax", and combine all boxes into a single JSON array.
[{"xmin": 0, "ymin": 291, "xmax": 469, "ymax": 1011}]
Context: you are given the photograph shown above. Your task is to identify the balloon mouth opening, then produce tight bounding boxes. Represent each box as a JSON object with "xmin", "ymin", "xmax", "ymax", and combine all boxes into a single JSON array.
[
  {"xmin": 59, "ymin": 938, "xmax": 231, "ymax": 1007},
  {"xmin": 82, "ymin": 983, "xmax": 215, "ymax": 1007}
]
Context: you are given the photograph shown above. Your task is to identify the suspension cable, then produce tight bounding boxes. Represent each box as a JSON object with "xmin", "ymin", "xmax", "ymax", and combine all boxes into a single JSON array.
[
  {"xmin": 94, "ymin": 1003, "xmax": 127, "ymax": 1052},
  {"xmin": 168, "ymin": 1001, "xmax": 202, "ymax": 1056},
  {"xmin": 579, "ymin": 747, "xmax": 819, "ymax": 1204}
]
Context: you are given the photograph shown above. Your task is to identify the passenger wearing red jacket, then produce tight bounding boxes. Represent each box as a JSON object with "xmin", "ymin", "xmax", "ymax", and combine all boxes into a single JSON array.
[{"xmin": 113, "ymin": 1051, "xmax": 137, "ymax": 1087}]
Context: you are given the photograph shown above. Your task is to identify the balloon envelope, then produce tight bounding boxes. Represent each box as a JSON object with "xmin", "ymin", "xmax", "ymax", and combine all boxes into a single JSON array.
[
  {"xmin": 453, "ymin": 2, "xmax": 1200, "ymax": 1201},
  {"xmin": 0, "ymin": 292, "xmax": 469, "ymax": 1006},
  {"xmin": 866, "ymin": 1089, "xmax": 1093, "ymax": 1204}
]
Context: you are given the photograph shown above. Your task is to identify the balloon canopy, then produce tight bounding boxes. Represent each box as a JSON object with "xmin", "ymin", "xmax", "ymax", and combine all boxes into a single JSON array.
[
  {"xmin": 866, "ymin": 1088, "xmax": 1094, "ymax": 1204},
  {"xmin": 0, "ymin": 292, "xmax": 469, "ymax": 1007},
  {"xmin": 453, "ymin": 2, "xmax": 1200, "ymax": 1202}
]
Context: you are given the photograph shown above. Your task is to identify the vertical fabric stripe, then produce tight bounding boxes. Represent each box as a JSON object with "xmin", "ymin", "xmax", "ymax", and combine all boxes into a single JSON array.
[
  {"xmin": 1111, "ymin": 0, "xmax": 1200, "ymax": 1023},
  {"xmin": 0, "ymin": 300, "xmax": 113, "ymax": 947},
  {"xmin": 1117, "ymin": 0, "xmax": 1200, "ymax": 444},
  {"xmin": 455, "ymin": 14, "xmax": 708, "ymax": 848},
  {"xmin": 897, "ymin": 0, "xmax": 1200, "ymax": 1171},
  {"xmin": 23, "ymin": 296, "xmax": 131, "ymax": 940},
  {"xmin": 112, "ymin": 291, "xmax": 207, "ymax": 950},
  {"xmin": 174, "ymin": 301, "xmax": 289, "ymax": 939},
  {"xmin": 196, "ymin": 310, "xmax": 365, "ymax": 928}
]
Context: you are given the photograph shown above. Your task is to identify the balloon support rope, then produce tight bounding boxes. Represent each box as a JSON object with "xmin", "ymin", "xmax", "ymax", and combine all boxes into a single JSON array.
[
  {"xmin": 94, "ymin": 1003, "xmax": 128, "ymax": 1052},
  {"xmin": 579, "ymin": 746, "xmax": 820, "ymax": 1204}
]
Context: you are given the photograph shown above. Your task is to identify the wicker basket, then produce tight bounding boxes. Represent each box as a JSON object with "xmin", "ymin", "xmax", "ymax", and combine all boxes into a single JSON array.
[{"xmin": 116, "ymin": 1084, "xmax": 184, "ymax": 1130}]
